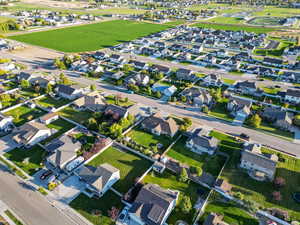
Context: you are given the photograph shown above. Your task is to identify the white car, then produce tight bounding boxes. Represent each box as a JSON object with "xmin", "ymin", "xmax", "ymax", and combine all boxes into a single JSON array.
[{"xmin": 65, "ymin": 156, "xmax": 84, "ymax": 172}]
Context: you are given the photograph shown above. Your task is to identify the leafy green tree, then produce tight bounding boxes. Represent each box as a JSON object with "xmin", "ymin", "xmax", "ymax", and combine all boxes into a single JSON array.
[
  {"xmin": 249, "ymin": 114, "xmax": 261, "ymax": 128},
  {"xmin": 202, "ymin": 105, "xmax": 209, "ymax": 113},
  {"xmin": 294, "ymin": 114, "xmax": 300, "ymax": 127},
  {"xmin": 233, "ymin": 192, "xmax": 244, "ymax": 200},
  {"xmin": 46, "ymin": 83, "xmax": 53, "ymax": 94},
  {"xmin": 128, "ymin": 84, "xmax": 139, "ymax": 93},
  {"xmin": 87, "ymin": 118, "xmax": 98, "ymax": 130},
  {"xmin": 59, "ymin": 73, "xmax": 70, "ymax": 85},
  {"xmin": 90, "ymin": 84, "xmax": 96, "ymax": 92},
  {"xmin": 180, "ymin": 195, "xmax": 192, "ymax": 214},
  {"xmin": 178, "ymin": 168, "xmax": 188, "ymax": 182},
  {"xmin": 0, "ymin": 93, "xmax": 11, "ymax": 102},
  {"xmin": 155, "ymin": 91, "xmax": 161, "ymax": 99},
  {"xmin": 181, "ymin": 95, "xmax": 187, "ymax": 102},
  {"xmin": 109, "ymin": 123, "xmax": 122, "ymax": 138},
  {"xmin": 20, "ymin": 79, "xmax": 30, "ymax": 89}
]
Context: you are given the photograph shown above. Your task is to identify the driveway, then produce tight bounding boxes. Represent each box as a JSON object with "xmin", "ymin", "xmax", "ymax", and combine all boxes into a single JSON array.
[
  {"xmin": 232, "ymin": 114, "xmax": 246, "ymax": 126},
  {"xmin": 52, "ymin": 175, "xmax": 85, "ymax": 204},
  {"xmin": 0, "ymin": 134, "xmax": 20, "ymax": 154}
]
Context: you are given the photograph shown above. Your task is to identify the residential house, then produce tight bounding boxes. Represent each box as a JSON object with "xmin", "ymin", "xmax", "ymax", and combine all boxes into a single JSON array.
[
  {"xmin": 104, "ymin": 104, "xmax": 129, "ymax": 121},
  {"xmin": 284, "ymin": 89, "xmax": 300, "ymax": 104},
  {"xmin": 46, "ymin": 133, "xmax": 81, "ymax": 170},
  {"xmin": 181, "ymin": 87, "xmax": 212, "ymax": 107},
  {"xmin": 55, "ymin": 84, "xmax": 84, "ymax": 100},
  {"xmin": 128, "ymin": 184, "xmax": 179, "ymax": 225},
  {"xmin": 39, "ymin": 112, "xmax": 59, "ymax": 125},
  {"xmin": 125, "ymin": 73, "xmax": 150, "ymax": 86},
  {"xmin": 77, "ymin": 163, "xmax": 120, "ymax": 197},
  {"xmin": 163, "ymin": 85, "xmax": 177, "ymax": 98},
  {"xmin": 129, "ymin": 60, "xmax": 148, "ymax": 70},
  {"xmin": 240, "ymin": 143, "xmax": 278, "ymax": 181},
  {"xmin": 234, "ymin": 80, "xmax": 260, "ymax": 96},
  {"xmin": 0, "ymin": 113, "xmax": 13, "ymax": 131},
  {"xmin": 203, "ymin": 74, "xmax": 223, "ymax": 87},
  {"xmin": 261, "ymin": 107, "xmax": 294, "ymax": 132},
  {"xmin": 227, "ymin": 96, "xmax": 252, "ymax": 118},
  {"xmin": 29, "ymin": 76, "xmax": 55, "ymax": 88},
  {"xmin": 110, "ymin": 54, "xmax": 125, "ymax": 64},
  {"xmin": 12, "ymin": 121, "xmax": 52, "ymax": 148},
  {"xmin": 176, "ymin": 68, "xmax": 196, "ymax": 81},
  {"xmin": 186, "ymin": 128, "xmax": 219, "ymax": 155},
  {"xmin": 150, "ymin": 64, "xmax": 171, "ymax": 75},
  {"xmin": 73, "ymin": 91, "xmax": 106, "ymax": 112},
  {"xmin": 141, "ymin": 112, "xmax": 178, "ymax": 138},
  {"xmin": 263, "ymin": 57, "xmax": 283, "ymax": 67}
]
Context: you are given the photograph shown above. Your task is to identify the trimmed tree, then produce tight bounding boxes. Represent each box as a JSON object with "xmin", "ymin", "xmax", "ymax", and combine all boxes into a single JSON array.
[
  {"xmin": 248, "ymin": 114, "xmax": 262, "ymax": 128},
  {"xmin": 178, "ymin": 168, "xmax": 188, "ymax": 182},
  {"xmin": 180, "ymin": 195, "xmax": 192, "ymax": 214}
]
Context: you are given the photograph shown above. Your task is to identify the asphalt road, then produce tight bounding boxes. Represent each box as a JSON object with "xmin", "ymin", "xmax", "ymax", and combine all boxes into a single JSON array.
[{"xmin": 0, "ymin": 162, "xmax": 77, "ymax": 225}]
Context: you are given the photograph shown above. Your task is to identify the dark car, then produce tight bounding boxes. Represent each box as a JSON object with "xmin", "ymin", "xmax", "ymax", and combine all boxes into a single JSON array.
[
  {"xmin": 240, "ymin": 133, "xmax": 250, "ymax": 141},
  {"xmin": 274, "ymin": 85, "xmax": 281, "ymax": 88},
  {"xmin": 40, "ymin": 170, "xmax": 53, "ymax": 180}
]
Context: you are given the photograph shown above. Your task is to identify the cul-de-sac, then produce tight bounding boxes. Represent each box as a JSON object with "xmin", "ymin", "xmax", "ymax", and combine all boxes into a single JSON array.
[{"xmin": 0, "ymin": 0, "xmax": 300, "ymax": 225}]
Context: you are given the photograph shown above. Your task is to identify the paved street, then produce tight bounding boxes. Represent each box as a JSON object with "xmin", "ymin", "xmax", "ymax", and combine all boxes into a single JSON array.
[{"xmin": 0, "ymin": 161, "xmax": 78, "ymax": 225}]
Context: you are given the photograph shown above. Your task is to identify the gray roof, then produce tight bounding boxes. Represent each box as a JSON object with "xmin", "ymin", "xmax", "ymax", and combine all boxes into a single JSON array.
[
  {"xmin": 188, "ymin": 128, "xmax": 218, "ymax": 150},
  {"xmin": 129, "ymin": 184, "xmax": 178, "ymax": 225},
  {"xmin": 286, "ymin": 89, "xmax": 300, "ymax": 98},
  {"xmin": 241, "ymin": 150, "xmax": 277, "ymax": 172},
  {"xmin": 47, "ymin": 134, "xmax": 81, "ymax": 168},
  {"xmin": 77, "ymin": 164, "xmax": 119, "ymax": 191},
  {"xmin": 57, "ymin": 84, "xmax": 76, "ymax": 95}
]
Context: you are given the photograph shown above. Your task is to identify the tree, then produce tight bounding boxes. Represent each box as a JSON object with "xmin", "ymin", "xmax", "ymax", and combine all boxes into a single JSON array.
[
  {"xmin": 20, "ymin": 79, "xmax": 30, "ymax": 89},
  {"xmin": 46, "ymin": 83, "xmax": 53, "ymax": 94},
  {"xmin": 180, "ymin": 195, "xmax": 192, "ymax": 214},
  {"xmin": 0, "ymin": 93, "xmax": 11, "ymax": 102},
  {"xmin": 59, "ymin": 73, "xmax": 70, "ymax": 85},
  {"xmin": 233, "ymin": 192, "xmax": 244, "ymax": 200},
  {"xmin": 202, "ymin": 105, "xmax": 209, "ymax": 113},
  {"xmin": 294, "ymin": 114, "xmax": 300, "ymax": 127},
  {"xmin": 178, "ymin": 168, "xmax": 188, "ymax": 182},
  {"xmin": 181, "ymin": 95, "xmax": 187, "ymax": 102},
  {"xmin": 155, "ymin": 91, "xmax": 161, "ymax": 99},
  {"xmin": 248, "ymin": 114, "xmax": 261, "ymax": 128},
  {"xmin": 274, "ymin": 177, "xmax": 286, "ymax": 188},
  {"xmin": 183, "ymin": 117, "xmax": 192, "ymax": 127},
  {"xmin": 128, "ymin": 84, "xmax": 139, "ymax": 93},
  {"xmin": 87, "ymin": 118, "xmax": 98, "ymax": 130},
  {"xmin": 109, "ymin": 123, "xmax": 122, "ymax": 138},
  {"xmin": 272, "ymin": 191, "xmax": 282, "ymax": 201},
  {"xmin": 90, "ymin": 84, "xmax": 96, "ymax": 92}
]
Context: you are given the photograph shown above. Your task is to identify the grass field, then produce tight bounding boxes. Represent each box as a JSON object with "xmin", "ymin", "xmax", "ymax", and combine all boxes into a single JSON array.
[
  {"xmin": 88, "ymin": 146, "xmax": 152, "ymax": 193},
  {"xmin": 70, "ymin": 191, "xmax": 123, "ymax": 225},
  {"xmin": 4, "ymin": 105, "xmax": 46, "ymax": 126},
  {"xmin": 192, "ymin": 22, "xmax": 277, "ymax": 33},
  {"xmin": 206, "ymin": 16, "xmax": 245, "ymax": 24},
  {"xmin": 36, "ymin": 96, "xmax": 71, "ymax": 108},
  {"xmin": 166, "ymin": 136, "xmax": 226, "ymax": 176},
  {"xmin": 57, "ymin": 106, "xmax": 93, "ymax": 124},
  {"xmin": 4, "ymin": 146, "xmax": 46, "ymax": 176},
  {"xmin": 9, "ymin": 20, "xmax": 171, "ymax": 52}
]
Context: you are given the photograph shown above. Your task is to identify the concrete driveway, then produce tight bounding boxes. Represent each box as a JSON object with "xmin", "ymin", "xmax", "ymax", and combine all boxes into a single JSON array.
[
  {"xmin": 0, "ymin": 134, "xmax": 20, "ymax": 154},
  {"xmin": 52, "ymin": 175, "xmax": 85, "ymax": 204}
]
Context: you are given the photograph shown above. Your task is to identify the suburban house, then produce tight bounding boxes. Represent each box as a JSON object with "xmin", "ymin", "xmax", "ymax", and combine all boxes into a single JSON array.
[
  {"xmin": 125, "ymin": 73, "xmax": 150, "ymax": 86},
  {"xmin": 203, "ymin": 74, "xmax": 223, "ymax": 87},
  {"xmin": 12, "ymin": 121, "xmax": 52, "ymax": 148},
  {"xmin": 141, "ymin": 112, "xmax": 179, "ymax": 138},
  {"xmin": 150, "ymin": 64, "xmax": 171, "ymax": 75},
  {"xmin": 176, "ymin": 68, "xmax": 196, "ymax": 81},
  {"xmin": 261, "ymin": 107, "xmax": 294, "ymax": 131},
  {"xmin": 73, "ymin": 91, "xmax": 106, "ymax": 112},
  {"xmin": 77, "ymin": 163, "xmax": 120, "ymax": 198},
  {"xmin": 234, "ymin": 81, "xmax": 259, "ymax": 96},
  {"xmin": 186, "ymin": 128, "xmax": 219, "ymax": 155},
  {"xmin": 181, "ymin": 87, "xmax": 212, "ymax": 107},
  {"xmin": 29, "ymin": 76, "xmax": 55, "ymax": 88},
  {"xmin": 163, "ymin": 85, "xmax": 177, "ymax": 98},
  {"xmin": 0, "ymin": 113, "xmax": 13, "ymax": 131},
  {"xmin": 284, "ymin": 89, "xmax": 300, "ymax": 104},
  {"xmin": 129, "ymin": 60, "xmax": 148, "ymax": 70},
  {"xmin": 46, "ymin": 133, "xmax": 81, "ymax": 170},
  {"xmin": 110, "ymin": 54, "xmax": 125, "ymax": 64},
  {"xmin": 128, "ymin": 184, "xmax": 179, "ymax": 225},
  {"xmin": 203, "ymin": 213, "xmax": 227, "ymax": 225},
  {"xmin": 39, "ymin": 112, "xmax": 59, "ymax": 125},
  {"xmin": 240, "ymin": 143, "xmax": 278, "ymax": 181},
  {"xmin": 104, "ymin": 104, "xmax": 129, "ymax": 121},
  {"xmin": 227, "ymin": 96, "xmax": 252, "ymax": 118},
  {"xmin": 56, "ymin": 84, "xmax": 85, "ymax": 100}
]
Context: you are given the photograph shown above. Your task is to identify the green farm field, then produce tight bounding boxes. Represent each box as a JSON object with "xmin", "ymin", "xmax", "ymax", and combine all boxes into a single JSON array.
[{"xmin": 9, "ymin": 20, "xmax": 171, "ymax": 52}]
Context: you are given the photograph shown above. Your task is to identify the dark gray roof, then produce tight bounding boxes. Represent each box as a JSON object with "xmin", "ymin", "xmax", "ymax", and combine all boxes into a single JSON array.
[
  {"xmin": 57, "ymin": 84, "xmax": 76, "ymax": 95},
  {"xmin": 129, "ymin": 184, "xmax": 177, "ymax": 225},
  {"xmin": 241, "ymin": 150, "xmax": 277, "ymax": 171},
  {"xmin": 286, "ymin": 89, "xmax": 300, "ymax": 98},
  {"xmin": 188, "ymin": 128, "xmax": 218, "ymax": 150},
  {"xmin": 235, "ymin": 80, "xmax": 257, "ymax": 89}
]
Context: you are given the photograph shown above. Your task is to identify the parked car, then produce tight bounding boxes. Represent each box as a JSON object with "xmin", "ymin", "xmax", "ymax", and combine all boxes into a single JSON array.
[
  {"xmin": 240, "ymin": 133, "xmax": 250, "ymax": 141},
  {"xmin": 47, "ymin": 174, "xmax": 56, "ymax": 184},
  {"xmin": 40, "ymin": 170, "xmax": 53, "ymax": 180}
]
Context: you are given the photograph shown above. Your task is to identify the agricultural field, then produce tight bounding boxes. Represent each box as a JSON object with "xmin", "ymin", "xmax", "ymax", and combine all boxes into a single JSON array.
[{"xmin": 9, "ymin": 20, "xmax": 171, "ymax": 52}]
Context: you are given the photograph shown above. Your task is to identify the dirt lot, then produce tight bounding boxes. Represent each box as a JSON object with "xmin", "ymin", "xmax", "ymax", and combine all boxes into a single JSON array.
[{"xmin": 21, "ymin": 0, "xmax": 90, "ymax": 9}]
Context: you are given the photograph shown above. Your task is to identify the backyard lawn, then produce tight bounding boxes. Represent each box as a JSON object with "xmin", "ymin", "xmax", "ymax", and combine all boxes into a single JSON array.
[
  {"xmin": 41, "ymin": 118, "xmax": 75, "ymax": 144},
  {"xmin": 201, "ymin": 193, "xmax": 259, "ymax": 225},
  {"xmin": 104, "ymin": 95, "xmax": 135, "ymax": 108},
  {"xmin": 9, "ymin": 20, "xmax": 171, "ymax": 52},
  {"xmin": 4, "ymin": 105, "xmax": 46, "ymax": 126},
  {"xmin": 143, "ymin": 170, "xmax": 208, "ymax": 224},
  {"xmin": 57, "ymin": 106, "xmax": 93, "ymax": 125},
  {"xmin": 208, "ymin": 101, "xmax": 233, "ymax": 122},
  {"xmin": 4, "ymin": 146, "xmax": 46, "ymax": 176},
  {"xmin": 166, "ymin": 136, "xmax": 226, "ymax": 176},
  {"xmin": 36, "ymin": 96, "xmax": 71, "ymax": 108},
  {"xmin": 88, "ymin": 146, "xmax": 152, "ymax": 193},
  {"xmin": 70, "ymin": 191, "xmax": 123, "ymax": 225},
  {"xmin": 127, "ymin": 127, "xmax": 173, "ymax": 152}
]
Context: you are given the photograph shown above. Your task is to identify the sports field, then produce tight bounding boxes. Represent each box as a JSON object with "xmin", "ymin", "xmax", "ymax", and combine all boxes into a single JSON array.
[{"xmin": 9, "ymin": 20, "xmax": 170, "ymax": 52}]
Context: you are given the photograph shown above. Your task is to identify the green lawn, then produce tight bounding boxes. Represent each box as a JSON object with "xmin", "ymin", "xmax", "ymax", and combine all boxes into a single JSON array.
[
  {"xmin": 208, "ymin": 101, "xmax": 233, "ymax": 122},
  {"xmin": 143, "ymin": 171, "xmax": 208, "ymax": 224},
  {"xmin": 192, "ymin": 22, "xmax": 277, "ymax": 33},
  {"xmin": 57, "ymin": 106, "xmax": 93, "ymax": 124},
  {"xmin": 104, "ymin": 95, "xmax": 135, "ymax": 108},
  {"xmin": 9, "ymin": 20, "xmax": 171, "ymax": 52},
  {"xmin": 41, "ymin": 118, "xmax": 75, "ymax": 144},
  {"xmin": 261, "ymin": 86, "xmax": 280, "ymax": 95},
  {"xmin": 202, "ymin": 195, "xmax": 259, "ymax": 225},
  {"xmin": 4, "ymin": 105, "xmax": 46, "ymax": 126},
  {"xmin": 206, "ymin": 16, "xmax": 245, "ymax": 24},
  {"xmin": 36, "ymin": 96, "xmax": 71, "ymax": 108},
  {"xmin": 222, "ymin": 78, "xmax": 236, "ymax": 85},
  {"xmin": 70, "ymin": 191, "xmax": 123, "ymax": 225},
  {"xmin": 166, "ymin": 136, "xmax": 226, "ymax": 176},
  {"xmin": 4, "ymin": 146, "xmax": 46, "ymax": 176},
  {"xmin": 128, "ymin": 127, "xmax": 173, "ymax": 152},
  {"xmin": 88, "ymin": 146, "xmax": 152, "ymax": 193}
]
